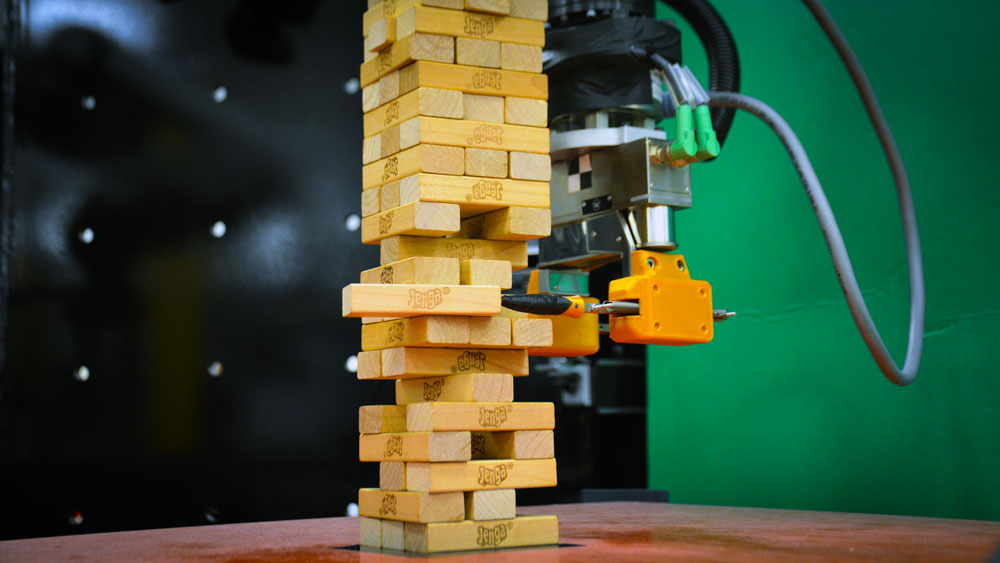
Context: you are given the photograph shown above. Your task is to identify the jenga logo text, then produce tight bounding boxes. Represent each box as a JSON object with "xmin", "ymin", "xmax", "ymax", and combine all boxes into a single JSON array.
[
  {"xmin": 464, "ymin": 16, "xmax": 497, "ymax": 37},
  {"xmin": 422, "ymin": 378, "xmax": 445, "ymax": 401},
  {"xmin": 380, "ymin": 266, "xmax": 394, "ymax": 284},
  {"xmin": 453, "ymin": 351, "xmax": 487, "ymax": 373},
  {"xmin": 464, "ymin": 216, "xmax": 485, "ymax": 238},
  {"xmin": 477, "ymin": 464, "xmax": 510, "ymax": 487},
  {"xmin": 472, "ymin": 71, "xmax": 502, "ymax": 91},
  {"xmin": 386, "ymin": 320, "xmax": 405, "ymax": 344},
  {"xmin": 478, "ymin": 406, "xmax": 509, "ymax": 428},
  {"xmin": 377, "ymin": 48, "xmax": 393, "ymax": 74},
  {"xmin": 380, "ymin": 493, "xmax": 397, "ymax": 516},
  {"xmin": 476, "ymin": 523, "xmax": 511, "ymax": 547},
  {"xmin": 407, "ymin": 287, "xmax": 450, "ymax": 310},
  {"xmin": 383, "ymin": 435, "xmax": 403, "ymax": 458},
  {"xmin": 466, "ymin": 179, "xmax": 503, "ymax": 201},
  {"xmin": 379, "ymin": 211, "xmax": 394, "ymax": 235},
  {"xmin": 381, "ymin": 0, "xmax": 396, "ymax": 17},
  {"xmin": 382, "ymin": 156, "xmax": 398, "ymax": 181},
  {"xmin": 444, "ymin": 241, "xmax": 479, "ymax": 260},
  {"xmin": 467, "ymin": 124, "xmax": 504, "ymax": 146},
  {"xmin": 384, "ymin": 100, "xmax": 400, "ymax": 126},
  {"xmin": 471, "ymin": 433, "xmax": 486, "ymax": 456}
]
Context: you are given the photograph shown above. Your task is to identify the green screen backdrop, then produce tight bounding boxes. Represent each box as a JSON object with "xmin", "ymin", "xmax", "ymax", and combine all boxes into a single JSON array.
[{"xmin": 648, "ymin": 0, "xmax": 1000, "ymax": 520}]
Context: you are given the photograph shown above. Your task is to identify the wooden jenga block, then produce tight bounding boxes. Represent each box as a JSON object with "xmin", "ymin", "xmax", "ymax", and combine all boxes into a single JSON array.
[
  {"xmin": 360, "ymin": 516, "xmax": 382, "ymax": 548},
  {"xmin": 505, "ymin": 97, "xmax": 547, "ymax": 127},
  {"xmin": 365, "ymin": 88, "xmax": 464, "ymax": 137},
  {"xmin": 463, "ymin": 93, "xmax": 505, "ymax": 123},
  {"xmin": 500, "ymin": 43, "xmax": 542, "ymax": 73},
  {"xmin": 509, "ymin": 0, "xmax": 548, "ymax": 21},
  {"xmin": 381, "ymin": 347, "xmax": 529, "ymax": 377},
  {"xmin": 509, "ymin": 151, "xmax": 551, "ymax": 181},
  {"xmin": 404, "ymin": 516, "xmax": 558, "ymax": 553},
  {"xmin": 362, "ymin": 82, "xmax": 381, "ymax": 112},
  {"xmin": 358, "ymin": 489, "xmax": 465, "ymax": 523},
  {"xmin": 363, "ymin": 144, "xmax": 464, "ymax": 189},
  {"xmin": 396, "ymin": 173, "xmax": 549, "ymax": 216},
  {"xmin": 395, "ymin": 373, "xmax": 514, "ymax": 404},
  {"xmin": 363, "ymin": 0, "xmax": 466, "ymax": 37},
  {"xmin": 382, "ymin": 519, "xmax": 405, "ymax": 550},
  {"xmin": 379, "ymin": 124, "xmax": 401, "ymax": 158},
  {"xmin": 397, "ymin": 6, "xmax": 544, "ymax": 47},
  {"xmin": 466, "ymin": 0, "xmax": 510, "ymax": 14},
  {"xmin": 380, "ymin": 236, "xmax": 528, "ymax": 270},
  {"xmin": 361, "ymin": 257, "xmax": 461, "ymax": 285},
  {"xmin": 381, "ymin": 461, "xmax": 407, "ymax": 491},
  {"xmin": 404, "ymin": 458, "xmax": 557, "ymax": 492},
  {"xmin": 380, "ymin": 70, "xmax": 400, "ymax": 104},
  {"xmin": 456, "ymin": 207, "xmax": 551, "ymax": 241},
  {"xmin": 407, "ymin": 402, "xmax": 554, "ymax": 432},
  {"xmin": 498, "ymin": 306, "xmax": 529, "ymax": 319},
  {"xmin": 465, "ymin": 148, "xmax": 508, "ymax": 178},
  {"xmin": 471, "ymin": 430, "xmax": 554, "ymax": 459},
  {"xmin": 361, "ymin": 202, "xmax": 460, "ymax": 244},
  {"xmin": 359, "ymin": 431, "xmax": 471, "ymax": 462},
  {"xmin": 398, "ymin": 117, "xmax": 549, "ymax": 154},
  {"xmin": 365, "ymin": 17, "xmax": 396, "ymax": 53},
  {"xmin": 380, "ymin": 179, "xmax": 401, "ymax": 211},
  {"xmin": 361, "ymin": 33, "xmax": 455, "ymax": 87},
  {"xmin": 424, "ymin": 0, "xmax": 464, "ymax": 7},
  {"xmin": 360, "ymin": 405, "xmax": 408, "ymax": 433},
  {"xmin": 399, "ymin": 61, "xmax": 547, "ymax": 100},
  {"xmin": 363, "ymin": 134, "xmax": 382, "ymax": 165},
  {"xmin": 362, "ymin": 316, "xmax": 471, "ymax": 351},
  {"xmin": 342, "ymin": 284, "xmax": 501, "ymax": 318},
  {"xmin": 460, "ymin": 259, "xmax": 512, "ymax": 289},
  {"xmin": 468, "ymin": 316, "xmax": 512, "ymax": 347},
  {"xmin": 456, "ymin": 37, "xmax": 500, "ymax": 69},
  {"xmin": 512, "ymin": 318, "xmax": 554, "ymax": 347},
  {"xmin": 362, "ymin": 186, "xmax": 381, "ymax": 217},
  {"xmin": 464, "ymin": 489, "xmax": 515, "ymax": 520},
  {"xmin": 358, "ymin": 350, "xmax": 382, "ymax": 380}
]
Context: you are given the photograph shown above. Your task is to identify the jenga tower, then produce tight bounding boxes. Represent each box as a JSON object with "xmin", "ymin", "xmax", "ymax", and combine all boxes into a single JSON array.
[{"xmin": 344, "ymin": 0, "xmax": 557, "ymax": 554}]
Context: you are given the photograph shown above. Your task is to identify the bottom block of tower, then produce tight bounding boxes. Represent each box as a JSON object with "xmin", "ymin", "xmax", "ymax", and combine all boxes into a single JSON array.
[
  {"xmin": 382, "ymin": 519, "xmax": 405, "ymax": 551},
  {"xmin": 360, "ymin": 517, "xmax": 382, "ymax": 548},
  {"xmin": 404, "ymin": 515, "xmax": 559, "ymax": 553}
]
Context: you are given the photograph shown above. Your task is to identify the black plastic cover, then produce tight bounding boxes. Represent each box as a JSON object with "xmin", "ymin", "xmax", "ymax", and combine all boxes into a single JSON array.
[
  {"xmin": 548, "ymin": 0, "xmax": 655, "ymax": 22},
  {"xmin": 544, "ymin": 16, "xmax": 682, "ymax": 119}
]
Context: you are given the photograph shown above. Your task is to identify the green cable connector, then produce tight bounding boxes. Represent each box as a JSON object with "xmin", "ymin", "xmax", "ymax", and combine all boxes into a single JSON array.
[
  {"xmin": 694, "ymin": 104, "xmax": 721, "ymax": 160},
  {"xmin": 669, "ymin": 104, "xmax": 697, "ymax": 161}
]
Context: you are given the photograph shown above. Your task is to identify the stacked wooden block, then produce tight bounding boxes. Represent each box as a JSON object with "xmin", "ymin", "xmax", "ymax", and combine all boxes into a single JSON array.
[{"xmin": 344, "ymin": 0, "xmax": 558, "ymax": 554}]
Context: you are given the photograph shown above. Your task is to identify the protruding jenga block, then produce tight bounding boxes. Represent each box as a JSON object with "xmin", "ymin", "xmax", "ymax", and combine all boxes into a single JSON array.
[
  {"xmin": 512, "ymin": 318, "xmax": 554, "ymax": 347},
  {"xmin": 460, "ymin": 259, "xmax": 512, "ymax": 289},
  {"xmin": 363, "ymin": 145, "xmax": 465, "ymax": 189},
  {"xmin": 505, "ymin": 97, "xmax": 547, "ymax": 127},
  {"xmin": 361, "ymin": 202, "xmax": 460, "ymax": 244},
  {"xmin": 365, "ymin": 17, "xmax": 396, "ymax": 53},
  {"xmin": 399, "ymin": 61, "xmax": 548, "ymax": 100},
  {"xmin": 364, "ymin": 87, "xmax": 464, "ymax": 137},
  {"xmin": 380, "ymin": 236, "xmax": 528, "ymax": 270},
  {"xmin": 363, "ymin": 135, "xmax": 382, "ymax": 165},
  {"xmin": 362, "ymin": 316, "xmax": 471, "ymax": 351},
  {"xmin": 407, "ymin": 402, "xmax": 554, "ymax": 432},
  {"xmin": 380, "ymin": 70, "xmax": 400, "ymax": 104},
  {"xmin": 398, "ymin": 117, "xmax": 549, "ymax": 154},
  {"xmin": 381, "ymin": 461, "xmax": 407, "ymax": 490},
  {"xmin": 404, "ymin": 516, "xmax": 558, "ymax": 553},
  {"xmin": 360, "ymin": 516, "xmax": 382, "ymax": 548},
  {"xmin": 360, "ymin": 405, "xmax": 408, "ymax": 434},
  {"xmin": 465, "ymin": 0, "xmax": 510, "ymax": 15},
  {"xmin": 395, "ymin": 373, "xmax": 514, "ymax": 404},
  {"xmin": 362, "ymin": 82, "xmax": 381, "ymax": 112},
  {"xmin": 465, "ymin": 148, "xmax": 508, "ymax": 178},
  {"xmin": 358, "ymin": 350, "xmax": 382, "ymax": 380},
  {"xmin": 509, "ymin": 0, "xmax": 548, "ymax": 21},
  {"xmin": 395, "ymin": 174, "xmax": 549, "ymax": 216},
  {"xmin": 456, "ymin": 207, "xmax": 551, "ymax": 241},
  {"xmin": 509, "ymin": 151, "xmax": 551, "ymax": 181},
  {"xmin": 468, "ymin": 316, "xmax": 512, "ymax": 347},
  {"xmin": 396, "ymin": 6, "xmax": 545, "ymax": 47},
  {"xmin": 456, "ymin": 37, "xmax": 500, "ymax": 68},
  {"xmin": 405, "ymin": 458, "xmax": 558, "ymax": 492},
  {"xmin": 464, "ymin": 489, "xmax": 515, "ymax": 520},
  {"xmin": 463, "ymin": 94, "xmax": 505, "ymax": 123},
  {"xmin": 361, "ymin": 257, "xmax": 461, "ymax": 285},
  {"xmin": 382, "ymin": 519, "xmax": 405, "ymax": 550},
  {"xmin": 362, "ymin": 186, "xmax": 381, "ymax": 217},
  {"xmin": 360, "ymin": 33, "xmax": 455, "ymax": 87},
  {"xmin": 382, "ymin": 347, "xmax": 529, "ymax": 378},
  {"xmin": 471, "ymin": 430, "xmax": 554, "ymax": 460},
  {"xmin": 358, "ymin": 489, "xmax": 465, "ymax": 523},
  {"xmin": 342, "ymin": 284, "xmax": 501, "ymax": 318},
  {"xmin": 359, "ymin": 431, "xmax": 471, "ymax": 462},
  {"xmin": 500, "ymin": 43, "xmax": 542, "ymax": 73}
]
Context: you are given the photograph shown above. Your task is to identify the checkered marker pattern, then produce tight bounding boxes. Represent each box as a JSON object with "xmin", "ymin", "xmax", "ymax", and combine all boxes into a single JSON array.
[{"xmin": 566, "ymin": 154, "xmax": 592, "ymax": 193}]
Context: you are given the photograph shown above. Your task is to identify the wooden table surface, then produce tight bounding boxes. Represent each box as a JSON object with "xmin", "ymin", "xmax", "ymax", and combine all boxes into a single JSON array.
[{"xmin": 2, "ymin": 502, "xmax": 999, "ymax": 562}]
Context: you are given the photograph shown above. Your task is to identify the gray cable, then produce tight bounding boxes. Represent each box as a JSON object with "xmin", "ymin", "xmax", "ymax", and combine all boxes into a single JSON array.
[{"xmin": 708, "ymin": 91, "xmax": 924, "ymax": 386}]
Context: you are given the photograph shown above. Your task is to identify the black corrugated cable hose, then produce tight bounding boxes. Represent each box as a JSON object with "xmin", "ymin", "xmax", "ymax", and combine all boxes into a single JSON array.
[{"xmin": 661, "ymin": 0, "xmax": 740, "ymax": 148}]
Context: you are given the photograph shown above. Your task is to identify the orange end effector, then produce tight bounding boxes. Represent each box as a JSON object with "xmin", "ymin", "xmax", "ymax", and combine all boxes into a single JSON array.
[{"xmin": 608, "ymin": 251, "xmax": 714, "ymax": 346}]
